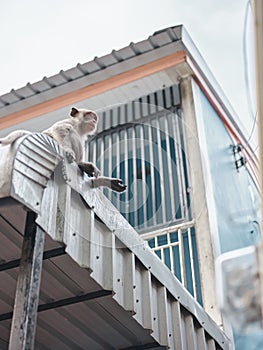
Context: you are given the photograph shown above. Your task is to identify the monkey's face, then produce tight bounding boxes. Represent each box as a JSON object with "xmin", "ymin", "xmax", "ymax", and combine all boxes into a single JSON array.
[
  {"xmin": 70, "ymin": 107, "xmax": 99, "ymax": 135},
  {"xmin": 81, "ymin": 110, "xmax": 98, "ymax": 133}
]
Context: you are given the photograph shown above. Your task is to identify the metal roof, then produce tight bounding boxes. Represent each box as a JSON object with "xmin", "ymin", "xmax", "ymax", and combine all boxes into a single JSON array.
[
  {"xmin": 0, "ymin": 24, "xmax": 250, "ymax": 156},
  {"xmin": 0, "ymin": 134, "xmax": 230, "ymax": 349},
  {"xmin": 0, "ymin": 26, "xmax": 182, "ymax": 111}
]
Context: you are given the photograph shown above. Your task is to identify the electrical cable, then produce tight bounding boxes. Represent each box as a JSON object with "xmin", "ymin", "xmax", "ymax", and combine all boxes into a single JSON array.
[{"xmin": 243, "ymin": 0, "xmax": 258, "ymax": 149}]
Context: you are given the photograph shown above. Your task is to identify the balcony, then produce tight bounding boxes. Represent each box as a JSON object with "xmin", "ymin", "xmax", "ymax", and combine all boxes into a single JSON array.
[{"xmin": 0, "ymin": 133, "xmax": 230, "ymax": 349}]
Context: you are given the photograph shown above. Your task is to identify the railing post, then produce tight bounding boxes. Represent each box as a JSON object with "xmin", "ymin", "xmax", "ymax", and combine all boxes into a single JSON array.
[{"xmin": 9, "ymin": 211, "xmax": 45, "ymax": 350}]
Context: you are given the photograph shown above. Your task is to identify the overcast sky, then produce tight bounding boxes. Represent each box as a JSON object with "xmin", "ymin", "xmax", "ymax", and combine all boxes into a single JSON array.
[{"xmin": 0, "ymin": 0, "xmax": 255, "ymax": 134}]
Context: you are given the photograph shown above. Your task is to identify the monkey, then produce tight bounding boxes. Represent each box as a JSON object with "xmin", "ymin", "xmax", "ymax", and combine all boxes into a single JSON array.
[{"xmin": 0, "ymin": 107, "xmax": 127, "ymax": 192}]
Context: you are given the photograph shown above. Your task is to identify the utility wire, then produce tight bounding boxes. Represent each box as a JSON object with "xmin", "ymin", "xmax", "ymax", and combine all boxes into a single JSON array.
[{"xmin": 243, "ymin": 0, "xmax": 258, "ymax": 147}]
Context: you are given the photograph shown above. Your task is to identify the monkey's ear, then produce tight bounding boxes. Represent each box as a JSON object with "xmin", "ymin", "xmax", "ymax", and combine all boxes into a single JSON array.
[{"xmin": 70, "ymin": 107, "xmax": 79, "ymax": 117}]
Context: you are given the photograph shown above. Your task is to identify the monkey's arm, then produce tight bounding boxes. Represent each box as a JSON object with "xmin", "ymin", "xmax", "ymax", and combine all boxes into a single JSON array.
[
  {"xmin": 78, "ymin": 162, "xmax": 100, "ymax": 178},
  {"xmin": 44, "ymin": 123, "xmax": 73, "ymax": 142},
  {"xmin": 92, "ymin": 176, "xmax": 127, "ymax": 192}
]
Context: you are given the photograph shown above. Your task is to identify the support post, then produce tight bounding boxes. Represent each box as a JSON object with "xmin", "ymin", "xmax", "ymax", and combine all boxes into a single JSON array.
[
  {"xmin": 9, "ymin": 211, "xmax": 45, "ymax": 350},
  {"xmin": 180, "ymin": 76, "xmax": 222, "ymax": 325}
]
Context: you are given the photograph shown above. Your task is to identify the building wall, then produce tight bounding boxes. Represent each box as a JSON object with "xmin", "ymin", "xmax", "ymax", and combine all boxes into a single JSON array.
[
  {"xmin": 192, "ymin": 80, "xmax": 262, "ymax": 349},
  {"xmin": 193, "ymin": 83, "xmax": 261, "ymax": 254},
  {"xmin": 1, "ymin": 55, "xmax": 258, "ymax": 336}
]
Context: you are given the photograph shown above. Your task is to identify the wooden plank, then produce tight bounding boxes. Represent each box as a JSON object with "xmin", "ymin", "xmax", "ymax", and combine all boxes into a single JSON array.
[{"xmin": 9, "ymin": 211, "xmax": 45, "ymax": 350}]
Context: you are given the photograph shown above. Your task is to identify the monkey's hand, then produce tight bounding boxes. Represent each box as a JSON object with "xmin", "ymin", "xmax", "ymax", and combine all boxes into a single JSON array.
[
  {"xmin": 78, "ymin": 162, "xmax": 100, "ymax": 178},
  {"xmin": 64, "ymin": 148, "xmax": 76, "ymax": 163},
  {"xmin": 110, "ymin": 179, "xmax": 127, "ymax": 192},
  {"xmin": 92, "ymin": 176, "xmax": 127, "ymax": 192}
]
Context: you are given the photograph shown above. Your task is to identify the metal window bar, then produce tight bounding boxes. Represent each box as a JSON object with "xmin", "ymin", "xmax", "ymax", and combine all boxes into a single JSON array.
[
  {"xmin": 172, "ymin": 113, "xmax": 186, "ymax": 219},
  {"xmin": 178, "ymin": 227, "xmax": 187, "ymax": 287},
  {"xmin": 136, "ymin": 124, "xmax": 147, "ymax": 227},
  {"xmin": 147, "ymin": 121, "xmax": 157, "ymax": 227},
  {"xmin": 154, "ymin": 117, "xmax": 166, "ymax": 223},
  {"xmin": 187, "ymin": 226, "xmax": 198, "ymax": 299},
  {"xmin": 167, "ymin": 232, "xmax": 175, "ymax": 275},
  {"xmin": 177, "ymin": 109, "xmax": 192, "ymax": 219},
  {"xmin": 85, "ymin": 85, "xmax": 189, "ymax": 232},
  {"xmin": 123, "ymin": 128, "xmax": 129, "ymax": 218},
  {"xmin": 88, "ymin": 116, "xmax": 187, "ymax": 230},
  {"xmin": 88, "ymin": 138, "xmax": 95, "ymax": 166},
  {"xmin": 142, "ymin": 221, "xmax": 201, "ymax": 303},
  {"xmin": 163, "ymin": 118, "xmax": 176, "ymax": 219},
  {"xmin": 130, "ymin": 127, "xmax": 138, "ymax": 226},
  {"xmin": 107, "ymin": 132, "xmax": 113, "ymax": 202}
]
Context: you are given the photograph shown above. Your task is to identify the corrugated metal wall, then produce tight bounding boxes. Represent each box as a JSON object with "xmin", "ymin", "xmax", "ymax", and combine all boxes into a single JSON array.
[{"xmin": 0, "ymin": 132, "xmax": 230, "ymax": 349}]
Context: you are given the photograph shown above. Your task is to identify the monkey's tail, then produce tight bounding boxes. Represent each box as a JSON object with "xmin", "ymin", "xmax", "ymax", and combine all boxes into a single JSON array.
[{"xmin": 0, "ymin": 130, "xmax": 31, "ymax": 145}]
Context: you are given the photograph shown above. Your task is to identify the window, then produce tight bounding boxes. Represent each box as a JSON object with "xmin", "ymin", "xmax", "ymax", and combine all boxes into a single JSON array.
[
  {"xmin": 147, "ymin": 224, "xmax": 202, "ymax": 304},
  {"xmin": 87, "ymin": 85, "xmax": 201, "ymax": 301},
  {"xmin": 88, "ymin": 85, "xmax": 190, "ymax": 232}
]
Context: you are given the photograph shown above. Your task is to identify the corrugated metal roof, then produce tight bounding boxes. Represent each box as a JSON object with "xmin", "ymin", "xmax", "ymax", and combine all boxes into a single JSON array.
[
  {"xmin": 0, "ymin": 26, "xmax": 182, "ymax": 110},
  {"xmin": 0, "ymin": 23, "xmax": 248, "ymax": 157},
  {"xmin": 0, "ymin": 23, "xmax": 251, "ymax": 166}
]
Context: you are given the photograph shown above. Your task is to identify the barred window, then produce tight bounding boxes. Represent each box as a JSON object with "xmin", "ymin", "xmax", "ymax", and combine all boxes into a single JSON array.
[
  {"xmin": 146, "ymin": 224, "xmax": 202, "ymax": 304},
  {"xmin": 88, "ymin": 85, "xmax": 190, "ymax": 232}
]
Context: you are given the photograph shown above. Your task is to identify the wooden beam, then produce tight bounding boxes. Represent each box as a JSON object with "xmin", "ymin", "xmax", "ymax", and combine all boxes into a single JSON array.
[{"xmin": 8, "ymin": 211, "xmax": 45, "ymax": 350}]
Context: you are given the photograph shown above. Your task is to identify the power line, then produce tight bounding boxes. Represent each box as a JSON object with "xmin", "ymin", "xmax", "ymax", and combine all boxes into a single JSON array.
[{"xmin": 243, "ymin": 0, "xmax": 258, "ymax": 146}]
